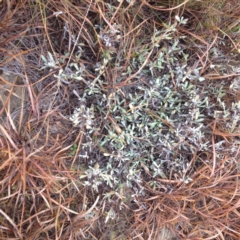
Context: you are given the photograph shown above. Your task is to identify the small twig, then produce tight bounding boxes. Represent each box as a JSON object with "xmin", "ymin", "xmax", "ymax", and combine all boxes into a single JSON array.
[{"xmin": 210, "ymin": 120, "xmax": 217, "ymax": 178}]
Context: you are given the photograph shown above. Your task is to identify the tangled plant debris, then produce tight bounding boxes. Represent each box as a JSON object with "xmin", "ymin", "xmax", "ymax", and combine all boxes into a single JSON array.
[{"xmin": 1, "ymin": 0, "xmax": 240, "ymax": 239}]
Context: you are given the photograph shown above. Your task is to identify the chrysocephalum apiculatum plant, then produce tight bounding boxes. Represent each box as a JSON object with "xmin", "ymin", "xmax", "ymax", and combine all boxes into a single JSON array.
[{"xmin": 41, "ymin": 14, "xmax": 240, "ymax": 217}]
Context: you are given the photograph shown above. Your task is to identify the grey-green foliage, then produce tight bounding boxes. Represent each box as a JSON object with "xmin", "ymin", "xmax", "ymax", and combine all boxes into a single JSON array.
[
  {"xmin": 41, "ymin": 16, "xmax": 240, "ymax": 199},
  {"xmin": 76, "ymin": 17, "xmax": 207, "ymax": 192}
]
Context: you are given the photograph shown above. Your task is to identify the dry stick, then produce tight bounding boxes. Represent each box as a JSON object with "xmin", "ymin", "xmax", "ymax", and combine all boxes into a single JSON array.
[
  {"xmin": 123, "ymin": 18, "xmax": 150, "ymax": 38},
  {"xmin": 198, "ymin": 34, "xmax": 218, "ymax": 74},
  {"xmin": 0, "ymin": 191, "xmax": 19, "ymax": 201},
  {"xmin": 20, "ymin": 56, "xmax": 37, "ymax": 117},
  {"xmin": 0, "ymin": 209, "xmax": 22, "ymax": 239},
  {"xmin": 0, "ymin": 124, "xmax": 18, "ymax": 149},
  {"xmin": 0, "ymin": 80, "xmax": 13, "ymax": 117},
  {"xmin": 156, "ymin": 178, "xmax": 181, "ymax": 184},
  {"xmin": 1, "ymin": 85, "xmax": 19, "ymax": 136},
  {"xmin": 143, "ymin": 0, "xmax": 190, "ymax": 11},
  {"xmin": 46, "ymin": 196, "xmax": 79, "ymax": 214},
  {"xmin": 72, "ymin": 196, "xmax": 99, "ymax": 221},
  {"xmin": 114, "ymin": 26, "xmax": 178, "ymax": 88},
  {"xmin": 38, "ymin": 0, "xmax": 56, "ymax": 61},
  {"xmin": 225, "ymin": 176, "xmax": 239, "ymax": 208},
  {"xmin": 18, "ymin": 87, "xmax": 25, "ymax": 133},
  {"xmin": 6, "ymin": 80, "xmax": 21, "ymax": 135},
  {"xmin": 177, "ymin": 28, "xmax": 212, "ymax": 76},
  {"xmin": 0, "ymin": 149, "xmax": 22, "ymax": 171},
  {"xmin": 210, "ymin": 127, "xmax": 240, "ymax": 137},
  {"xmin": 21, "ymin": 143, "xmax": 29, "ymax": 195},
  {"xmin": 165, "ymin": 43, "xmax": 177, "ymax": 90},
  {"xmin": 97, "ymin": 2, "xmax": 121, "ymax": 35},
  {"xmin": 179, "ymin": 27, "xmax": 209, "ymax": 46},
  {"xmin": 204, "ymin": 73, "xmax": 240, "ymax": 80},
  {"xmin": 66, "ymin": 0, "xmax": 92, "ymax": 68},
  {"xmin": 0, "ymin": 47, "xmax": 37, "ymax": 74},
  {"xmin": 158, "ymin": 202, "xmax": 189, "ymax": 222},
  {"xmin": 109, "ymin": 0, "xmax": 124, "ymax": 25},
  {"xmin": 114, "ymin": 47, "xmax": 154, "ymax": 88},
  {"xmin": 210, "ymin": 120, "xmax": 217, "ymax": 178},
  {"xmin": 217, "ymin": 220, "xmax": 240, "ymax": 236},
  {"xmin": 180, "ymin": 150, "xmax": 197, "ymax": 185},
  {"xmin": 217, "ymin": 26, "xmax": 240, "ymax": 53},
  {"xmin": 71, "ymin": 131, "xmax": 83, "ymax": 169},
  {"xmin": 19, "ymin": 142, "xmax": 28, "ymax": 237}
]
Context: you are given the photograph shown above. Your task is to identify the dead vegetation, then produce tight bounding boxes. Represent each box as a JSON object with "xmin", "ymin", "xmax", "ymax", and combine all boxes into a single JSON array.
[{"xmin": 0, "ymin": 0, "xmax": 240, "ymax": 239}]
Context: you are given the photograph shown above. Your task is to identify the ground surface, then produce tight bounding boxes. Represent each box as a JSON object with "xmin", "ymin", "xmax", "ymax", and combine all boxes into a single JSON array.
[{"xmin": 0, "ymin": 1, "xmax": 240, "ymax": 239}]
